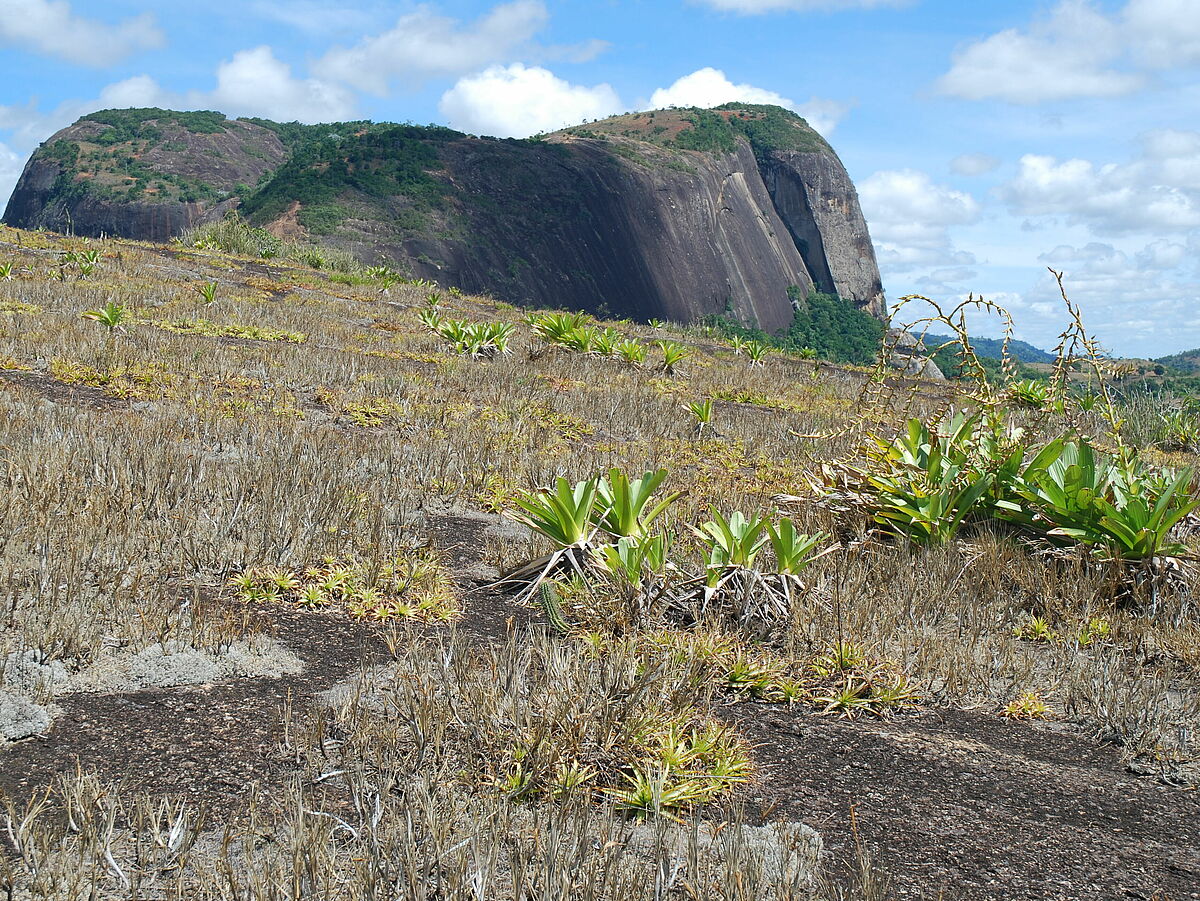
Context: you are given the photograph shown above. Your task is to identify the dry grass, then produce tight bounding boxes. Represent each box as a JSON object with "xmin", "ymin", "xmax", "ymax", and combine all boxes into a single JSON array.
[{"xmin": 0, "ymin": 225, "xmax": 1196, "ymax": 895}]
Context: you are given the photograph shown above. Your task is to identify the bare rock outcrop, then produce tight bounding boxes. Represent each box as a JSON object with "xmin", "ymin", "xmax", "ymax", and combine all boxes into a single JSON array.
[
  {"xmin": 4, "ymin": 105, "xmax": 887, "ymax": 330},
  {"xmin": 760, "ymin": 149, "xmax": 886, "ymax": 317}
]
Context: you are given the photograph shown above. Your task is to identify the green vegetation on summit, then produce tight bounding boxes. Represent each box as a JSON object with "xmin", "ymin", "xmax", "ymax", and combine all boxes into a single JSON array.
[
  {"xmin": 240, "ymin": 124, "xmax": 462, "ymax": 234},
  {"xmin": 558, "ymin": 103, "xmax": 830, "ymax": 157}
]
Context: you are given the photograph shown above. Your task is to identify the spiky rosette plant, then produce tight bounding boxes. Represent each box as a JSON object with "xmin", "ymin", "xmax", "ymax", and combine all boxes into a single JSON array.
[
  {"xmin": 500, "ymin": 476, "xmax": 602, "ymax": 602},
  {"xmin": 685, "ymin": 509, "xmax": 828, "ymax": 628},
  {"xmin": 500, "ymin": 468, "xmax": 684, "ymax": 613}
]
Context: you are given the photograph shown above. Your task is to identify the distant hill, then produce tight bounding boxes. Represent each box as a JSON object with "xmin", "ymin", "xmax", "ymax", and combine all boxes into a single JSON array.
[
  {"xmin": 1155, "ymin": 348, "xmax": 1200, "ymax": 374},
  {"xmin": 3, "ymin": 104, "xmax": 884, "ymax": 332},
  {"xmin": 924, "ymin": 333, "xmax": 1055, "ymax": 364}
]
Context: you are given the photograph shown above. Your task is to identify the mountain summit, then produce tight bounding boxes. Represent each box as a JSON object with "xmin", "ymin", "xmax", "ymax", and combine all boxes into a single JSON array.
[{"xmin": 4, "ymin": 104, "xmax": 884, "ymax": 329}]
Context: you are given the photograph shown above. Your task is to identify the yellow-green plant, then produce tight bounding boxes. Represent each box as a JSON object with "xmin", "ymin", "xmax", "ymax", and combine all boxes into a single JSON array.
[
  {"xmin": 767, "ymin": 518, "xmax": 827, "ymax": 576},
  {"xmin": 744, "ymin": 340, "xmax": 769, "ymax": 366},
  {"xmin": 593, "ymin": 467, "xmax": 683, "ymax": 540},
  {"xmin": 1002, "ymin": 691, "xmax": 1052, "ymax": 719},
  {"xmin": 81, "ymin": 300, "xmax": 131, "ymax": 332},
  {"xmin": 656, "ymin": 340, "xmax": 690, "ymax": 375},
  {"xmin": 613, "ymin": 338, "xmax": 646, "ymax": 366},
  {"xmin": 686, "ymin": 398, "xmax": 714, "ymax": 435},
  {"xmin": 502, "ymin": 476, "xmax": 601, "ymax": 599},
  {"xmin": 1009, "ymin": 438, "xmax": 1199, "ymax": 560}
]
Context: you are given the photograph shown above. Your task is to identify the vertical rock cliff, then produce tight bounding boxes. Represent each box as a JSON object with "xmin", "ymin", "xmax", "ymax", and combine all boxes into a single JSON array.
[{"xmin": 759, "ymin": 149, "xmax": 886, "ymax": 318}]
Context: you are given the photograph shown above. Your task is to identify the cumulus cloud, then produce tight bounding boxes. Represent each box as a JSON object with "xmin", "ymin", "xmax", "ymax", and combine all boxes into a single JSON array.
[
  {"xmin": 1136, "ymin": 238, "xmax": 1188, "ymax": 270},
  {"xmin": 937, "ymin": 0, "xmax": 1200, "ymax": 104},
  {"xmin": 0, "ymin": 44, "xmax": 355, "ymax": 184},
  {"xmin": 647, "ymin": 68, "xmax": 847, "ymax": 135},
  {"xmin": 937, "ymin": 1, "xmax": 1142, "ymax": 104},
  {"xmin": 0, "ymin": 141, "xmax": 25, "ymax": 211},
  {"xmin": 7, "ymin": 49, "xmax": 355, "ymax": 134},
  {"xmin": 913, "ymin": 266, "xmax": 980, "ymax": 294},
  {"xmin": 858, "ymin": 169, "xmax": 982, "ymax": 270},
  {"xmin": 950, "ymin": 153, "xmax": 1000, "ymax": 176},
  {"xmin": 1025, "ymin": 241, "xmax": 1200, "ymax": 355},
  {"xmin": 649, "ymin": 68, "xmax": 790, "ymax": 110},
  {"xmin": 0, "ymin": 75, "xmax": 174, "ymax": 155},
  {"xmin": 695, "ymin": 0, "xmax": 908, "ymax": 13},
  {"xmin": 1001, "ymin": 145, "xmax": 1200, "ymax": 234},
  {"xmin": 1125, "ymin": 0, "xmax": 1200, "ymax": 67},
  {"xmin": 249, "ymin": 1, "xmax": 378, "ymax": 36},
  {"xmin": 439, "ymin": 64, "xmax": 621, "ymax": 137},
  {"xmin": 315, "ymin": 0, "xmax": 548, "ymax": 94},
  {"xmin": 206, "ymin": 47, "xmax": 355, "ymax": 123},
  {"xmin": 0, "ymin": 0, "xmax": 162, "ymax": 66}
]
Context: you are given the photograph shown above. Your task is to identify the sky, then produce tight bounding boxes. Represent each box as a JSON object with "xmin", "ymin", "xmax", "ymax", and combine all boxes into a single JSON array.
[{"xmin": 0, "ymin": 0, "xmax": 1197, "ymax": 358}]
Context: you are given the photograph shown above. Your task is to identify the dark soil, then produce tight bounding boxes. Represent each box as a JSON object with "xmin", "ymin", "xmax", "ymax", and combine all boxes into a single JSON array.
[
  {"xmin": 1, "ymin": 511, "xmax": 1196, "ymax": 899},
  {"xmin": 0, "ymin": 603, "xmax": 389, "ymax": 803},
  {"xmin": 732, "ymin": 702, "xmax": 1200, "ymax": 900},
  {"xmin": 0, "ymin": 368, "xmax": 131, "ymax": 411}
]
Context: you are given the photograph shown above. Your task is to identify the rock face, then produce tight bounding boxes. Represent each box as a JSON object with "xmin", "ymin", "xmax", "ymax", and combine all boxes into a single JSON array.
[
  {"xmin": 4, "ymin": 112, "xmax": 286, "ymax": 243},
  {"xmin": 760, "ymin": 150, "xmax": 885, "ymax": 318},
  {"xmin": 4, "ymin": 105, "xmax": 886, "ymax": 328},
  {"xmin": 401, "ymin": 136, "xmax": 818, "ymax": 331},
  {"xmin": 887, "ymin": 329, "xmax": 946, "ymax": 380}
]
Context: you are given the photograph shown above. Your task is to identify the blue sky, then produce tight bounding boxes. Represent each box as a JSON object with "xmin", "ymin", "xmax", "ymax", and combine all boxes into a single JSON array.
[{"xmin": 1, "ymin": 0, "xmax": 1197, "ymax": 358}]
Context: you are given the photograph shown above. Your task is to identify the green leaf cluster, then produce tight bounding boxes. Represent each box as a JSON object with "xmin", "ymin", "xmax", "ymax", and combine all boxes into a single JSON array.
[
  {"xmin": 82, "ymin": 108, "xmax": 231, "ymax": 145},
  {"xmin": 707, "ymin": 288, "xmax": 884, "ymax": 365},
  {"xmin": 846, "ymin": 411, "xmax": 1199, "ymax": 559}
]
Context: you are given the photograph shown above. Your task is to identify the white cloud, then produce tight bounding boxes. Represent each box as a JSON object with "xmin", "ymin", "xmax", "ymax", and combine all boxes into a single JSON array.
[
  {"xmin": 937, "ymin": 1, "xmax": 1142, "ymax": 104},
  {"xmin": 1140, "ymin": 129, "xmax": 1200, "ymax": 189},
  {"xmin": 913, "ymin": 266, "xmax": 979, "ymax": 293},
  {"xmin": 937, "ymin": 0, "xmax": 1200, "ymax": 105},
  {"xmin": 950, "ymin": 153, "xmax": 1000, "ymax": 176},
  {"xmin": 1001, "ymin": 147, "xmax": 1200, "ymax": 234},
  {"xmin": 1024, "ymin": 241, "xmax": 1200, "ymax": 355},
  {"xmin": 316, "ymin": 0, "xmax": 548, "ymax": 94},
  {"xmin": 791, "ymin": 98, "xmax": 849, "ymax": 137},
  {"xmin": 1136, "ymin": 238, "xmax": 1188, "ymax": 270},
  {"xmin": 1039, "ymin": 241, "xmax": 1132, "ymax": 273},
  {"xmin": 205, "ymin": 47, "xmax": 355, "ymax": 123},
  {"xmin": 0, "ymin": 140, "xmax": 24, "ymax": 210},
  {"xmin": 695, "ymin": 0, "xmax": 907, "ymax": 13},
  {"xmin": 0, "ymin": 44, "xmax": 355, "ymax": 185},
  {"xmin": 649, "ymin": 68, "xmax": 791, "ymax": 110},
  {"xmin": 647, "ymin": 68, "xmax": 847, "ymax": 135},
  {"xmin": 859, "ymin": 168, "xmax": 981, "ymax": 270},
  {"xmin": 1125, "ymin": 0, "xmax": 1200, "ymax": 67},
  {"xmin": 0, "ymin": 75, "xmax": 172, "ymax": 155},
  {"xmin": 439, "ymin": 64, "xmax": 621, "ymax": 138},
  {"xmin": 97, "ymin": 75, "xmax": 170, "ymax": 110},
  {"xmin": 539, "ymin": 39, "xmax": 610, "ymax": 64},
  {"xmin": 249, "ymin": 1, "xmax": 378, "ymax": 36},
  {"xmin": 0, "ymin": 0, "xmax": 162, "ymax": 66}
]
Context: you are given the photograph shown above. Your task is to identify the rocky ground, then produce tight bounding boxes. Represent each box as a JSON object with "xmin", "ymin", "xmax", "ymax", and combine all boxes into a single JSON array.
[{"xmin": 2, "ymin": 521, "xmax": 1196, "ymax": 900}]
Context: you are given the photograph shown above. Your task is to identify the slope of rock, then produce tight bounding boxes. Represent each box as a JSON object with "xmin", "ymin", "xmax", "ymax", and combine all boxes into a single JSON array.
[{"xmin": 4, "ymin": 104, "xmax": 886, "ymax": 328}]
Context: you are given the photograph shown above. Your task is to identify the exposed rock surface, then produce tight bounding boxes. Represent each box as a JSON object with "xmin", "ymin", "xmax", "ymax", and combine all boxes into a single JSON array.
[
  {"xmin": 4, "ymin": 115, "xmax": 285, "ymax": 242},
  {"xmin": 888, "ymin": 328, "xmax": 946, "ymax": 380},
  {"xmin": 761, "ymin": 149, "xmax": 885, "ymax": 318},
  {"xmin": 5, "ymin": 105, "xmax": 886, "ymax": 329}
]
